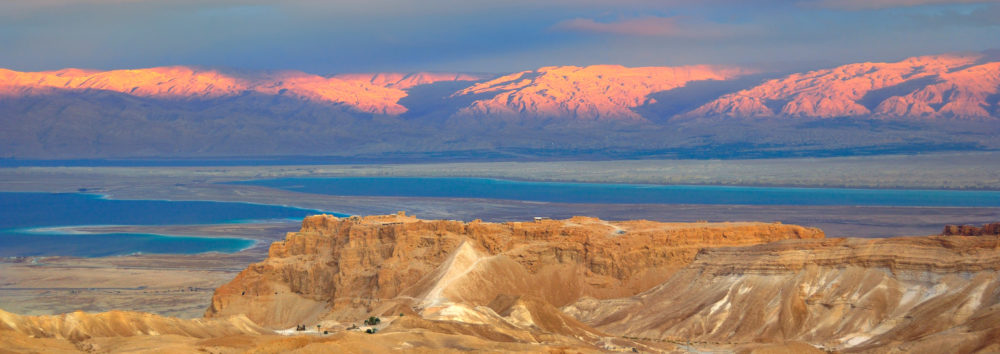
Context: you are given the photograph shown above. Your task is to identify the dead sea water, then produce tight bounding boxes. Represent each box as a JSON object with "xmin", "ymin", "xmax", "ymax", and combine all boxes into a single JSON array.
[{"xmin": 0, "ymin": 192, "xmax": 333, "ymax": 257}]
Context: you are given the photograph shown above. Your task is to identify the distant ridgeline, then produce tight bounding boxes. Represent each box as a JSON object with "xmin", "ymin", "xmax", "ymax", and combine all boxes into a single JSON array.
[{"xmin": 1, "ymin": 51, "xmax": 999, "ymax": 159}]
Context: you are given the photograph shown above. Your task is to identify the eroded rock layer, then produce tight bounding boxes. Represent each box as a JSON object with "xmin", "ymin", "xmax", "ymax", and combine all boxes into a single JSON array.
[
  {"xmin": 566, "ymin": 236, "xmax": 1000, "ymax": 352},
  {"xmin": 205, "ymin": 214, "xmax": 822, "ymax": 328}
]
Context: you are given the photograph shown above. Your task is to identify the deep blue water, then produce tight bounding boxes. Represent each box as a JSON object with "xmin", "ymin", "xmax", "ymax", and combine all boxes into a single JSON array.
[
  {"xmin": 237, "ymin": 177, "xmax": 1000, "ymax": 207},
  {"xmin": 0, "ymin": 192, "xmax": 335, "ymax": 257}
]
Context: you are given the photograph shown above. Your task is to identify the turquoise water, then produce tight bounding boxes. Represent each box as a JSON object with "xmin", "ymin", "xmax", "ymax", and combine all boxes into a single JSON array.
[
  {"xmin": 1, "ymin": 232, "xmax": 256, "ymax": 258},
  {"xmin": 0, "ymin": 192, "xmax": 336, "ymax": 257},
  {"xmin": 7, "ymin": 178, "xmax": 1000, "ymax": 257},
  {"xmin": 237, "ymin": 177, "xmax": 1000, "ymax": 207}
]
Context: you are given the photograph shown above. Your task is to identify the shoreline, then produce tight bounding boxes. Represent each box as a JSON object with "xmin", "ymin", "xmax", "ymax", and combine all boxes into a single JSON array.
[
  {"xmin": 1, "ymin": 221, "xmax": 302, "ymax": 258},
  {"xmin": 3, "ymin": 191, "xmax": 999, "ymax": 238},
  {"xmin": 3, "ymin": 152, "xmax": 1000, "ymax": 191},
  {"xmin": 235, "ymin": 177, "xmax": 1000, "ymax": 208},
  {"xmin": 233, "ymin": 174, "xmax": 1000, "ymax": 192},
  {"xmin": 0, "ymin": 221, "xmax": 290, "ymax": 318}
]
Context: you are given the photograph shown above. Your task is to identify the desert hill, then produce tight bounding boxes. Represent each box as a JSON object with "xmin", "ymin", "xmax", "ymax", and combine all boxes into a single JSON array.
[
  {"xmin": 0, "ymin": 308, "xmax": 268, "ymax": 353},
  {"xmin": 2, "ymin": 51, "xmax": 999, "ymax": 159},
  {"xmin": 4, "ymin": 214, "xmax": 1000, "ymax": 352},
  {"xmin": 567, "ymin": 236, "xmax": 1000, "ymax": 352},
  {"xmin": 0, "ymin": 307, "xmax": 615, "ymax": 353},
  {"xmin": 0, "ymin": 308, "xmax": 269, "ymax": 342}
]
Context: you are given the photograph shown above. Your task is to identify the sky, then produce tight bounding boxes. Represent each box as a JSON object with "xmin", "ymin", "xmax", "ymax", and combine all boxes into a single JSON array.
[{"xmin": 1, "ymin": 0, "xmax": 998, "ymax": 74}]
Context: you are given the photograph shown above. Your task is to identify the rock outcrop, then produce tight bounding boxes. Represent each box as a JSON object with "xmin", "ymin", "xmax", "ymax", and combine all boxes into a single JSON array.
[
  {"xmin": 943, "ymin": 222, "xmax": 1000, "ymax": 236},
  {"xmin": 565, "ymin": 236, "xmax": 1000, "ymax": 352},
  {"xmin": 205, "ymin": 214, "xmax": 822, "ymax": 328}
]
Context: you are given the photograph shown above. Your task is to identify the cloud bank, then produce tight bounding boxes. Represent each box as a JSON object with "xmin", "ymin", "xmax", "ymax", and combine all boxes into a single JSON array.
[
  {"xmin": 551, "ymin": 16, "xmax": 755, "ymax": 38},
  {"xmin": 0, "ymin": 0, "xmax": 996, "ymax": 73},
  {"xmin": 802, "ymin": 0, "xmax": 998, "ymax": 10}
]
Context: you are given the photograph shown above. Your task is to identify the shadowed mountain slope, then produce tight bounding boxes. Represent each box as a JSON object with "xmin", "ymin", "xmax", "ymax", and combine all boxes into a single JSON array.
[
  {"xmin": 2, "ymin": 51, "xmax": 999, "ymax": 159},
  {"xmin": 0, "ymin": 67, "xmax": 485, "ymax": 115},
  {"xmin": 685, "ymin": 53, "xmax": 1000, "ymax": 121},
  {"xmin": 451, "ymin": 64, "xmax": 750, "ymax": 122}
]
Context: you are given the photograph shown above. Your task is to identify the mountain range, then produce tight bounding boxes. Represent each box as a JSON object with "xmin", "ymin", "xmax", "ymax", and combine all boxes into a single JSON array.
[{"xmin": 2, "ymin": 51, "xmax": 998, "ymax": 160}]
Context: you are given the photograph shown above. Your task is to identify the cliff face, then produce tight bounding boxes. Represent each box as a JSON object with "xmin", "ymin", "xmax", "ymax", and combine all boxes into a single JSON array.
[
  {"xmin": 565, "ymin": 236, "xmax": 1000, "ymax": 352},
  {"xmin": 205, "ymin": 214, "xmax": 822, "ymax": 328},
  {"xmin": 943, "ymin": 222, "xmax": 1000, "ymax": 236}
]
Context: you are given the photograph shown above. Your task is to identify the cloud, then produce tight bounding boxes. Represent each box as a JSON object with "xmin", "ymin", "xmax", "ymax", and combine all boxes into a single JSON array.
[
  {"xmin": 551, "ymin": 15, "xmax": 754, "ymax": 38},
  {"xmin": 0, "ymin": 0, "xmax": 997, "ymax": 74},
  {"xmin": 908, "ymin": 4, "xmax": 1000, "ymax": 26},
  {"xmin": 802, "ymin": 0, "xmax": 999, "ymax": 10},
  {"xmin": 553, "ymin": 16, "xmax": 680, "ymax": 36}
]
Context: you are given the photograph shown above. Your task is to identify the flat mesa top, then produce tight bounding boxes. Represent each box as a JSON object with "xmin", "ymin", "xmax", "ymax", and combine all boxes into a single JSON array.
[{"xmin": 311, "ymin": 213, "xmax": 809, "ymax": 236}]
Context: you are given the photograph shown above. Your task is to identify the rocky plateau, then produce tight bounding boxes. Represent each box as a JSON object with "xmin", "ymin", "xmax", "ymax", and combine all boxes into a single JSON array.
[{"xmin": 5, "ymin": 214, "xmax": 1000, "ymax": 352}]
